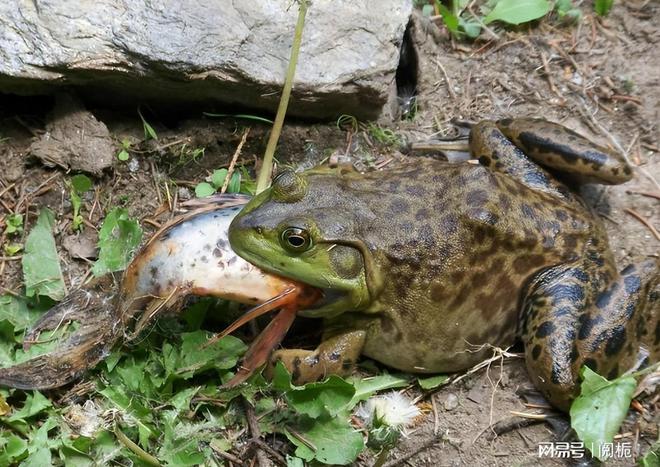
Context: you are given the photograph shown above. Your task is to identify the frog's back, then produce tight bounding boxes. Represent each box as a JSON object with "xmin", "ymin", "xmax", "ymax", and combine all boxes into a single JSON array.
[{"xmin": 343, "ymin": 158, "xmax": 600, "ymax": 371}]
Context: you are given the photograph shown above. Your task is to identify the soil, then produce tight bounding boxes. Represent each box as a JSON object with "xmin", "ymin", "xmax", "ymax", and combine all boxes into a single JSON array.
[{"xmin": 0, "ymin": 2, "xmax": 658, "ymax": 466}]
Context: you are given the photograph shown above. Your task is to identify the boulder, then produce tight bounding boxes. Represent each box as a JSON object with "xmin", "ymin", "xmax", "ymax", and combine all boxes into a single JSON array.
[{"xmin": 0, "ymin": 0, "xmax": 413, "ymax": 120}]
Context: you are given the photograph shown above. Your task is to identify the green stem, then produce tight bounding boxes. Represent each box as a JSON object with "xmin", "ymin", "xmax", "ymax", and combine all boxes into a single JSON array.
[
  {"xmin": 114, "ymin": 426, "xmax": 161, "ymax": 467},
  {"xmin": 255, "ymin": 0, "xmax": 309, "ymax": 194},
  {"xmin": 373, "ymin": 447, "xmax": 391, "ymax": 467}
]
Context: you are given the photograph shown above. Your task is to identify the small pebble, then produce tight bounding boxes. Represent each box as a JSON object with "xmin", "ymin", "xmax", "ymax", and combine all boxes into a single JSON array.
[
  {"xmin": 177, "ymin": 186, "xmax": 191, "ymax": 200},
  {"xmin": 127, "ymin": 158, "xmax": 139, "ymax": 172},
  {"xmin": 443, "ymin": 393, "xmax": 459, "ymax": 411}
]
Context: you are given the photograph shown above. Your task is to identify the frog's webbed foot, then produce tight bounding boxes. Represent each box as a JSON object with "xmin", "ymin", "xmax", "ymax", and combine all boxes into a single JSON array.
[
  {"xmin": 265, "ymin": 330, "xmax": 366, "ymax": 385},
  {"xmin": 495, "ymin": 118, "xmax": 633, "ymax": 185},
  {"xmin": 522, "ymin": 257, "xmax": 658, "ymax": 411}
]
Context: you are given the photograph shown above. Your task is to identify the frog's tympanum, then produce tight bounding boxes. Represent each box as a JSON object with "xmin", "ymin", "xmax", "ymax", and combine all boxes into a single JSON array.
[{"xmin": 229, "ymin": 118, "xmax": 659, "ymax": 411}]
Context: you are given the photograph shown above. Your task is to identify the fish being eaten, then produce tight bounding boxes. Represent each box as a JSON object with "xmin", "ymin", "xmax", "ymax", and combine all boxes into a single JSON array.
[{"xmin": 0, "ymin": 195, "xmax": 318, "ymax": 390}]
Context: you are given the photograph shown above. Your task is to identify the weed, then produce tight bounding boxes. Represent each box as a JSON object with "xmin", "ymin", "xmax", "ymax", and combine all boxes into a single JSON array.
[
  {"xmin": 67, "ymin": 174, "xmax": 93, "ymax": 232},
  {"xmin": 117, "ymin": 138, "xmax": 132, "ymax": 161},
  {"xmin": 594, "ymin": 0, "xmax": 614, "ymax": 16},
  {"xmin": 365, "ymin": 123, "xmax": 403, "ymax": 147},
  {"xmin": 4, "ymin": 213, "xmax": 23, "ymax": 235},
  {"xmin": 137, "ymin": 108, "xmax": 158, "ymax": 140}
]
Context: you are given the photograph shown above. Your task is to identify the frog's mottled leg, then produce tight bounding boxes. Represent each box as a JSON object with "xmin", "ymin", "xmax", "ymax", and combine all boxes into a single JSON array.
[
  {"xmin": 266, "ymin": 330, "xmax": 366, "ymax": 385},
  {"xmin": 470, "ymin": 121, "xmax": 571, "ymax": 199},
  {"xmin": 521, "ymin": 257, "xmax": 658, "ymax": 411},
  {"xmin": 496, "ymin": 118, "xmax": 633, "ymax": 185}
]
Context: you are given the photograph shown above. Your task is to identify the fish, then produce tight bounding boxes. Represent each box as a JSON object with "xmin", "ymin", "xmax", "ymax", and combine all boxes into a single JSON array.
[{"xmin": 0, "ymin": 195, "xmax": 318, "ymax": 389}]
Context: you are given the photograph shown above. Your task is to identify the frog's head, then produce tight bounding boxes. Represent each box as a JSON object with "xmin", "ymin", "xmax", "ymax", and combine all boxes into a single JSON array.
[{"xmin": 228, "ymin": 169, "xmax": 374, "ymax": 319}]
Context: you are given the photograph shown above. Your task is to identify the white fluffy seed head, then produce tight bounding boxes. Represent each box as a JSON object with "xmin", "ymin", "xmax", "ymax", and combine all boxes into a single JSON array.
[{"xmin": 355, "ymin": 392, "xmax": 420, "ymax": 429}]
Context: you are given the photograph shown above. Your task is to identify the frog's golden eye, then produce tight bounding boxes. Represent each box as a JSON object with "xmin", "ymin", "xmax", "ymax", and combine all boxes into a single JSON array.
[{"xmin": 281, "ymin": 227, "xmax": 312, "ymax": 252}]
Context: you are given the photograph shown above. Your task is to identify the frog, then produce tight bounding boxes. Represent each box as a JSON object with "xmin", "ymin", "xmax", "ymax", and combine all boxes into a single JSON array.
[{"xmin": 228, "ymin": 118, "xmax": 659, "ymax": 411}]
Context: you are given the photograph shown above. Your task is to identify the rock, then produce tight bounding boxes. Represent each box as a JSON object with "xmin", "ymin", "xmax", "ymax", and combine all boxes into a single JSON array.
[
  {"xmin": 62, "ymin": 231, "xmax": 98, "ymax": 259},
  {"xmin": 443, "ymin": 393, "xmax": 459, "ymax": 411},
  {"xmin": 0, "ymin": 1, "xmax": 413, "ymax": 120},
  {"xmin": 28, "ymin": 94, "xmax": 115, "ymax": 175}
]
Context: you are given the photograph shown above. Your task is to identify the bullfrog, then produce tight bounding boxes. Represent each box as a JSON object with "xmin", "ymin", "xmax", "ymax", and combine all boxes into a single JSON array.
[{"xmin": 228, "ymin": 118, "xmax": 659, "ymax": 411}]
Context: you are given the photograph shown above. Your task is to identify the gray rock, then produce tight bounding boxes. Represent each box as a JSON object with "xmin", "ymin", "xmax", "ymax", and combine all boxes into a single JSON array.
[{"xmin": 0, "ymin": 1, "xmax": 413, "ymax": 120}]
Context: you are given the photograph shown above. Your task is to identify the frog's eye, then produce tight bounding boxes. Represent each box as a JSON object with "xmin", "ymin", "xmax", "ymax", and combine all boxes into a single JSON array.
[{"xmin": 280, "ymin": 227, "xmax": 312, "ymax": 252}]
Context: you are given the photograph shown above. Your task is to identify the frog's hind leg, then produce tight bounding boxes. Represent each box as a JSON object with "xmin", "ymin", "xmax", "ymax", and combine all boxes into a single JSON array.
[
  {"xmin": 496, "ymin": 118, "xmax": 632, "ymax": 185},
  {"xmin": 470, "ymin": 121, "xmax": 571, "ymax": 200},
  {"xmin": 521, "ymin": 257, "xmax": 658, "ymax": 411},
  {"xmin": 266, "ymin": 330, "xmax": 366, "ymax": 385}
]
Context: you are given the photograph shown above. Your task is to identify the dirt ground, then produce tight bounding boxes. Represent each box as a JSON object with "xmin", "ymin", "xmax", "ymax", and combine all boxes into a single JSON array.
[{"xmin": 0, "ymin": 1, "xmax": 658, "ymax": 466}]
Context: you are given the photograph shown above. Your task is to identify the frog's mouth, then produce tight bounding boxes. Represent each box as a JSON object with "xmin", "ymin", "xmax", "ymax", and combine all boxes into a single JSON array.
[{"xmin": 299, "ymin": 288, "xmax": 348, "ymax": 318}]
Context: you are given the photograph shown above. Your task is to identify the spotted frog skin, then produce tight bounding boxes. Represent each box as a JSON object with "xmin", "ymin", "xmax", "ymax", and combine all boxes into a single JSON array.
[{"xmin": 229, "ymin": 118, "xmax": 659, "ymax": 411}]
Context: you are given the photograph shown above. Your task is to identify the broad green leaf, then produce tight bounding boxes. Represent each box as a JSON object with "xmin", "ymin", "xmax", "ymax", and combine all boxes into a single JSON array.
[
  {"xmin": 349, "ymin": 374, "xmax": 410, "ymax": 407},
  {"xmin": 211, "ymin": 169, "xmax": 229, "ymax": 189},
  {"xmin": 273, "ymin": 362, "xmax": 356, "ymax": 418},
  {"xmin": 92, "ymin": 208, "xmax": 142, "ymax": 276},
  {"xmin": 22, "ymin": 209, "xmax": 65, "ymax": 300},
  {"xmin": 0, "ymin": 295, "xmax": 46, "ymax": 332},
  {"xmin": 570, "ymin": 366, "xmax": 636, "ymax": 461},
  {"xmin": 285, "ymin": 415, "xmax": 364, "ymax": 465},
  {"xmin": 418, "ymin": 374, "xmax": 450, "ymax": 390},
  {"xmin": 162, "ymin": 331, "xmax": 246, "ymax": 380},
  {"xmin": 8, "ymin": 391, "xmax": 52, "ymax": 421},
  {"xmin": 484, "ymin": 0, "xmax": 551, "ymax": 25},
  {"xmin": 594, "ymin": 0, "xmax": 614, "ymax": 16},
  {"xmin": 194, "ymin": 182, "xmax": 216, "ymax": 198},
  {"xmin": 70, "ymin": 174, "xmax": 92, "ymax": 193},
  {"xmin": 0, "ymin": 435, "xmax": 27, "ymax": 465},
  {"xmin": 286, "ymin": 456, "xmax": 304, "ymax": 467}
]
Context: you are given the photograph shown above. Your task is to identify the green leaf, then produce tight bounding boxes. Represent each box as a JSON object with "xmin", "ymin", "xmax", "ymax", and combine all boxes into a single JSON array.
[
  {"xmin": 436, "ymin": 2, "xmax": 459, "ymax": 35},
  {"xmin": 211, "ymin": 169, "xmax": 229, "ymax": 189},
  {"xmin": 639, "ymin": 441, "xmax": 660, "ymax": 467},
  {"xmin": 71, "ymin": 174, "xmax": 92, "ymax": 194},
  {"xmin": 203, "ymin": 113, "xmax": 274, "ymax": 124},
  {"xmin": 4, "ymin": 213, "xmax": 23, "ymax": 235},
  {"xmin": 0, "ymin": 435, "xmax": 27, "ymax": 465},
  {"xmin": 0, "ymin": 295, "xmax": 45, "ymax": 332},
  {"xmin": 484, "ymin": 0, "xmax": 551, "ymax": 25},
  {"xmin": 273, "ymin": 362, "xmax": 356, "ymax": 418},
  {"xmin": 92, "ymin": 208, "xmax": 142, "ymax": 276},
  {"xmin": 227, "ymin": 172, "xmax": 241, "ymax": 194},
  {"xmin": 349, "ymin": 374, "xmax": 410, "ymax": 407},
  {"xmin": 117, "ymin": 149, "xmax": 130, "ymax": 161},
  {"xmin": 569, "ymin": 366, "xmax": 636, "ymax": 461},
  {"xmin": 22, "ymin": 209, "xmax": 65, "ymax": 300},
  {"xmin": 285, "ymin": 415, "xmax": 364, "ymax": 465},
  {"xmin": 418, "ymin": 374, "xmax": 450, "ymax": 390},
  {"xmin": 163, "ymin": 331, "xmax": 246, "ymax": 380},
  {"xmin": 594, "ymin": 0, "xmax": 614, "ymax": 16},
  {"xmin": 194, "ymin": 182, "xmax": 216, "ymax": 198},
  {"xmin": 138, "ymin": 109, "xmax": 158, "ymax": 141},
  {"xmin": 8, "ymin": 391, "xmax": 52, "ymax": 421}
]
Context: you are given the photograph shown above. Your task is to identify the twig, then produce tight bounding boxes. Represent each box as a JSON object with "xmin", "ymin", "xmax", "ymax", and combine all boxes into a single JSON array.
[
  {"xmin": 255, "ymin": 0, "xmax": 309, "ymax": 193},
  {"xmin": 221, "ymin": 128, "xmax": 251, "ymax": 194},
  {"xmin": 431, "ymin": 58, "xmax": 456, "ymax": 100},
  {"xmin": 210, "ymin": 444, "xmax": 244, "ymax": 465},
  {"xmin": 243, "ymin": 398, "xmax": 272, "ymax": 467},
  {"xmin": 249, "ymin": 439, "xmax": 287, "ymax": 466},
  {"xmin": 626, "ymin": 190, "xmax": 660, "ymax": 201},
  {"xmin": 623, "ymin": 208, "xmax": 660, "ymax": 241}
]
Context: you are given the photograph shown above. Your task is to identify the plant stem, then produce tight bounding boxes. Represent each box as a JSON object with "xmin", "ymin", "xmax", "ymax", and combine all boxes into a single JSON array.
[
  {"xmin": 114, "ymin": 426, "xmax": 161, "ymax": 466},
  {"xmin": 255, "ymin": 0, "xmax": 308, "ymax": 194},
  {"xmin": 374, "ymin": 447, "xmax": 391, "ymax": 467}
]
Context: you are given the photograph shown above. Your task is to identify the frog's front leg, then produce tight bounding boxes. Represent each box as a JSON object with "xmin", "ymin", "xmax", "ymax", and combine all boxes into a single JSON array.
[
  {"xmin": 522, "ymin": 256, "xmax": 658, "ymax": 411},
  {"xmin": 267, "ymin": 329, "xmax": 366, "ymax": 385}
]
